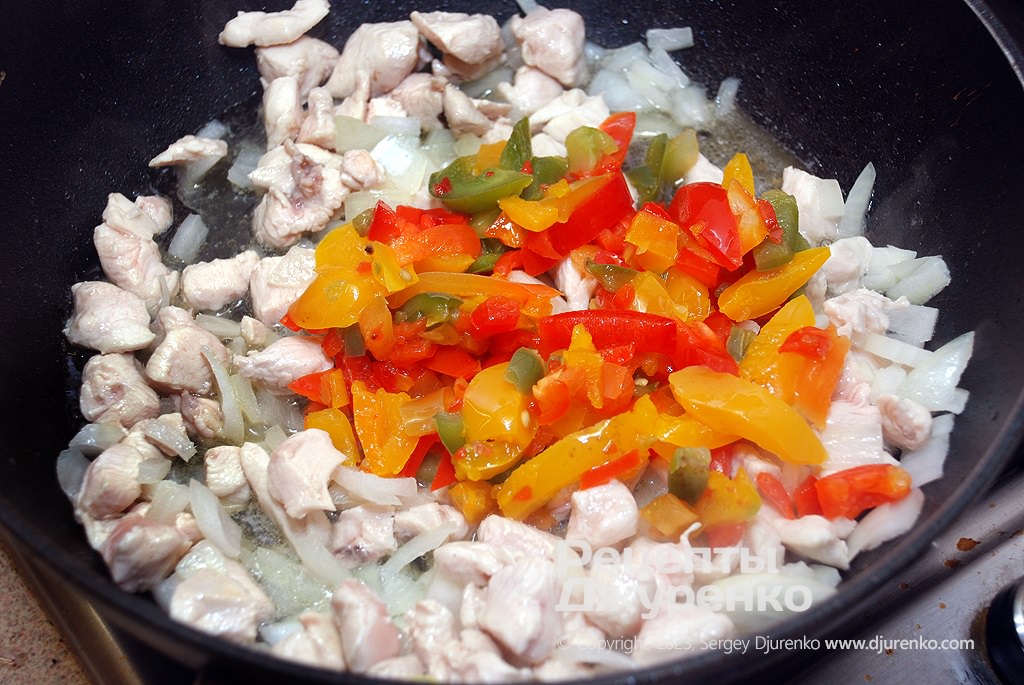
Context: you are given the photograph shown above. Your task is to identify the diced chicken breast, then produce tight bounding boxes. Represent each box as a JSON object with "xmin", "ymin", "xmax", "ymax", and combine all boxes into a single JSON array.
[
  {"xmin": 579, "ymin": 557, "xmax": 659, "ymax": 638},
  {"xmin": 509, "ymin": 8, "xmax": 587, "ymax": 87},
  {"xmin": 331, "ymin": 578, "xmax": 401, "ymax": 672},
  {"xmin": 367, "ymin": 655, "xmax": 425, "ymax": 679},
  {"xmin": 821, "ymin": 236, "xmax": 874, "ymax": 295},
  {"xmin": 479, "ymin": 557, "xmax": 561, "ymax": 665},
  {"xmin": 443, "ymin": 84, "xmax": 495, "ymax": 137},
  {"xmin": 433, "ymin": 541, "xmax": 514, "ymax": 587},
  {"xmin": 774, "ymin": 515, "xmax": 855, "ymax": 570},
  {"xmin": 130, "ymin": 413, "xmax": 194, "ymax": 460},
  {"xmin": 565, "ymin": 480, "xmax": 638, "ymax": 549},
  {"xmin": 249, "ymin": 245, "xmax": 316, "ymax": 326},
  {"xmin": 169, "ymin": 562, "xmax": 275, "ymax": 644},
  {"xmin": 234, "ymin": 335, "xmax": 332, "ymax": 394},
  {"xmin": 148, "ymin": 135, "xmax": 228, "ymax": 170},
  {"xmin": 632, "ymin": 604, "xmax": 734, "ymax": 665},
  {"xmin": 145, "ymin": 307, "xmax": 232, "ymax": 395},
  {"xmin": 267, "ymin": 429, "xmax": 345, "ymax": 518},
  {"xmin": 102, "ymin": 192, "xmax": 163, "ymax": 238},
  {"xmin": 240, "ymin": 315, "xmax": 277, "ymax": 349},
  {"xmin": 64, "ymin": 281, "xmax": 155, "ymax": 353},
  {"xmin": 781, "ymin": 166, "xmax": 846, "ymax": 245},
  {"xmin": 824, "ymin": 288, "xmax": 909, "ymax": 338},
  {"xmin": 330, "ymin": 504, "xmax": 397, "ymax": 566},
  {"xmin": 410, "ymin": 11, "xmax": 504, "ymax": 81},
  {"xmin": 101, "ymin": 515, "xmax": 192, "ymax": 592},
  {"xmin": 876, "ymin": 393, "xmax": 933, "ymax": 450},
  {"xmin": 76, "ymin": 442, "xmax": 145, "ymax": 520},
  {"xmin": 820, "ymin": 400, "xmax": 900, "ymax": 475},
  {"xmin": 528, "ymin": 89, "xmax": 609, "ymax": 143},
  {"xmin": 175, "ymin": 392, "xmax": 223, "ymax": 441},
  {"xmin": 204, "ymin": 445, "xmax": 252, "ymax": 505},
  {"xmin": 297, "ymin": 86, "xmax": 337, "ymax": 150},
  {"xmin": 79, "ymin": 353, "xmax": 161, "ymax": 428},
  {"xmin": 326, "ymin": 21, "xmax": 421, "ymax": 99},
  {"xmin": 181, "ymin": 250, "xmax": 260, "ymax": 312},
  {"xmin": 498, "ymin": 66, "xmax": 564, "ymax": 117},
  {"xmin": 264, "ymin": 75, "xmax": 303, "ymax": 148},
  {"xmin": 271, "ymin": 611, "xmax": 346, "ymax": 669},
  {"xmin": 132, "ymin": 195, "xmax": 173, "ymax": 234},
  {"xmin": 553, "ymin": 257, "xmax": 597, "ymax": 313},
  {"xmin": 393, "ymin": 503, "xmax": 468, "ymax": 542},
  {"xmin": 256, "ymin": 36, "xmax": 340, "ymax": 98},
  {"xmin": 389, "ymin": 73, "xmax": 445, "ymax": 130},
  {"xmin": 93, "ymin": 220, "xmax": 179, "ymax": 314},
  {"xmin": 219, "ymin": 0, "xmax": 330, "ymax": 48},
  {"xmin": 684, "ymin": 153, "xmax": 725, "ymax": 185},
  {"xmin": 477, "ymin": 514, "xmax": 561, "ymax": 561}
]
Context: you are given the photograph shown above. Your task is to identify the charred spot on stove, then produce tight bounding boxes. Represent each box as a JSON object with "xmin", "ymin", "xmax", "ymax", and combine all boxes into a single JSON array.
[
  {"xmin": 898, "ymin": 581, "xmax": 911, "ymax": 590},
  {"xmin": 939, "ymin": 601, "xmax": 948, "ymax": 609},
  {"xmin": 944, "ymin": 558, "xmax": 960, "ymax": 568},
  {"xmin": 884, "ymin": 648, "xmax": 894, "ymax": 656},
  {"xmin": 956, "ymin": 536, "xmax": 979, "ymax": 552}
]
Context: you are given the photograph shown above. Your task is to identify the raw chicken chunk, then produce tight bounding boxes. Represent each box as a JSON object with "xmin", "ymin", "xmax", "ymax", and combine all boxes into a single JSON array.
[
  {"xmin": 233, "ymin": 334, "xmax": 332, "ymax": 393},
  {"xmin": 271, "ymin": 612, "xmax": 346, "ymax": 669},
  {"xmin": 410, "ymin": 11, "xmax": 504, "ymax": 81},
  {"xmin": 249, "ymin": 245, "xmax": 316, "ymax": 326},
  {"xmin": 102, "ymin": 192, "xmax": 165, "ymax": 238},
  {"xmin": 478, "ymin": 557, "xmax": 561, "ymax": 665},
  {"xmin": 145, "ymin": 307, "xmax": 232, "ymax": 395},
  {"xmin": 331, "ymin": 579, "xmax": 401, "ymax": 672},
  {"xmin": 331, "ymin": 504, "xmax": 397, "ymax": 566},
  {"xmin": 509, "ymin": 8, "xmax": 587, "ymax": 87},
  {"xmin": 267, "ymin": 428, "xmax": 345, "ymax": 518},
  {"xmin": 219, "ymin": 0, "xmax": 330, "ymax": 48},
  {"xmin": 297, "ymin": 86, "xmax": 337, "ymax": 149},
  {"xmin": 101, "ymin": 514, "xmax": 192, "ymax": 592},
  {"xmin": 497, "ymin": 66, "xmax": 565, "ymax": 117},
  {"xmin": 256, "ymin": 36, "xmax": 339, "ymax": 98},
  {"xmin": 94, "ymin": 218, "xmax": 179, "ymax": 314},
  {"xmin": 132, "ymin": 195, "xmax": 173, "ymax": 234},
  {"xmin": 148, "ymin": 135, "xmax": 228, "ymax": 170},
  {"xmin": 877, "ymin": 393, "xmax": 933, "ymax": 450},
  {"xmin": 204, "ymin": 445, "xmax": 252, "ymax": 504},
  {"xmin": 326, "ymin": 21, "xmax": 421, "ymax": 99},
  {"xmin": 76, "ymin": 442, "xmax": 146, "ymax": 520},
  {"xmin": 64, "ymin": 281, "xmax": 155, "ymax": 353},
  {"xmin": 774, "ymin": 515, "xmax": 855, "ymax": 570},
  {"xmin": 393, "ymin": 503, "xmax": 468, "ymax": 542},
  {"xmin": 389, "ymin": 73, "xmax": 445, "ymax": 130},
  {"xmin": 263, "ymin": 75, "xmax": 303, "ymax": 148},
  {"xmin": 824, "ymin": 288, "xmax": 908, "ymax": 338},
  {"xmin": 821, "ymin": 236, "xmax": 873, "ymax": 294},
  {"xmin": 175, "ymin": 392, "xmax": 223, "ymax": 441},
  {"xmin": 632, "ymin": 604, "xmax": 734, "ymax": 665},
  {"xmin": 79, "ymin": 353, "xmax": 161, "ymax": 428},
  {"xmin": 565, "ymin": 479, "xmax": 638, "ymax": 549},
  {"xmin": 432, "ymin": 541, "xmax": 514, "ymax": 587},
  {"xmin": 180, "ymin": 250, "xmax": 260, "ymax": 312}
]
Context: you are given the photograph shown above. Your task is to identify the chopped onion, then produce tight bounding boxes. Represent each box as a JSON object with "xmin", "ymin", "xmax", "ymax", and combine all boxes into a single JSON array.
[
  {"xmin": 145, "ymin": 480, "xmax": 190, "ymax": 524},
  {"xmin": 230, "ymin": 373, "xmax": 262, "ymax": 425},
  {"xmin": 647, "ymin": 48, "xmax": 690, "ymax": 89},
  {"xmin": 140, "ymin": 419, "xmax": 197, "ymax": 461},
  {"xmin": 189, "ymin": 478, "xmax": 243, "ymax": 558},
  {"xmin": 600, "ymin": 42, "xmax": 649, "ymax": 72},
  {"xmin": 226, "ymin": 142, "xmax": 263, "ymax": 189},
  {"xmin": 715, "ymin": 77, "xmax": 741, "ymax": 117},
  {"xmin": 202, "ymin": 346, "xmax": 244, "ymax": 445},
  {"xmin": 460, "ymin": 65, "xmax": 515, "ymax": 99},
  {"xmin": 862, "ymin": 245, "xmax": 918, "ymax": 291},
  {"xmin": 885, "ymin": 256, "xmax": 951, "ymax": 304},
  {"xmin": 68, "ymin": 422, "xmax": 126, "ymax": 456},
  {"xmin": 259, "ymin": 620, "xmax": 303, "ymax": 647},
  {"xmin": 334, "ymin": 115, "xmax": 387, "ymax": 152},
  {"xmin": 646, "ymin": 26, "xmax": 695, "ymax": 52},
  {"xmin": 515, "ymin": 0, "xmax": 539, "ymax": 13},
  {"xmin": 886, "ymin": 304, "xmax": 938, "ymax": 347},
  {"xmin": 333, "ymin": 467, "xmax": 417, "ymax": 506},
  {"xmin": 899, "ymin": 413, "xmax": 954, "ymax": 487},
  {"xmin": 372, "ymin": 137, "xmax": 430, "ymax": 195},
  {"xmin": 167, "ymin": 213, "xmax": 208, "ymax": 264},
  {"xmin": 857, "ymin": 331, "xmax": 934, "ymax": 367},
  {"xmin": 262, "ymin": 424, "xmax": 290, "ymax": 452},
  {"xmin": 897, "ymin": 331, "xmax": 974, "ymax": 412},
  {"xmin": 137, "ymin": 456, "xmax": 172, "ymax": 484},
  {"xmin": 589, "ymin": 70, "xmax": 651, "ymax": 113},
  {"xmin": 56, "ymin": 449, "xmax": 90, "ymax": 501},
  {"xmin": 197, "ymin": 119, "xmax": 229, "ymax": 139},
  {"xmin": 628, "ymin": 58, "xmax": 680, "ymax": 98},
  {"xmin": 195, "ymin": 313, "xmax": 243, "ymax": 339},
  {"xmin": 243, "ymin": 546, "xmax": 332, "ymax": 616},
  {"xmin": 670, "ymin": 85, "xmax": 712, "ymax": 128},
  {"xmin": 379, "ymin": 522, "xmax": 458, "ymax": 588},
  {"xmin": 846, "ymin": 488, "xmax": 925, "ymax": 560},
  {"xmin": 369, "ymin": 116, "xmax": 421, "ymax": 139},
  {"xmin": 870, "ymin": 364, "xmax": 907, "ymax": 399},
  {"xmin": 837, "ymin": 162, "xmax": 876, "ymax": 237}
]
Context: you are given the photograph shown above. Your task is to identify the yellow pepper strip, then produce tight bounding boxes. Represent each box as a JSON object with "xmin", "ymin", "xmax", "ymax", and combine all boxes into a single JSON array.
[
  {"xmin": 655, "ymin": 412, "xmax": 738, "ymax": 449},
  {"xmin": 495, "ymin": 395, "xmax": 661, "ymax": 519},
  {"xmin": 668, "ymin": 365, "xmax": 827, "ymax": 465},
  {"xmin": 305, "ymin": 408, "xmax": 360, "ymax": 463},
  {"xmin": 387, "ymin": 271, "xmax": 559, "ymax": 318},
  {"xmin": 632, "ymin": 272, "xmax": 690, "ymax": 322},
  {"xmin": 461, "ymin": 363, "xmax": 535, "ymax": 449},
  {"xmin": 727, "ymin": 180, "xmax": 769, "ymax": 255},
  {"xmin": 695, "ymin": 469, "xmax": 761, "ymax": 529},
  {"xmin": 740, "ymin": 295, "xmax": 816, "ymax": 403},
  {"xmin": 722, "ymin": 152, "xmax": 756, "ymax": 197},
  {"xmin": 625, "ymin": 210, "xmax": 680, "ymax": 271},
  {"xmin": 448, "ymin": 480, "xmax": 499, "ymax": 524},
  {"xmin": 453, "ymin": 440, "xmax": 524, "ymax": 481},
  {"xmin": 640, "ymin": 493, "xmax": 700, "ymax": 540},
  {"xmin": 497, "ymin": 174, "xmax": 612, "ymax": 232},
  {"xmin": 474, "ymin": 141, "xmax": 506, "ymax": 173},
  {"xmin": 665, "ymin": 267, "xmax": 711, "ymax": 321},
  {"xmin": 561, "ymin": 325, "xmax": 606, "ymax": 409},
  {"xmin": 717, "ymin": 246, "xmax": 830, "ymax": 321},
  {"xmin": 350, "ymin": 380, "xmax": 419, "ymax": 476}
]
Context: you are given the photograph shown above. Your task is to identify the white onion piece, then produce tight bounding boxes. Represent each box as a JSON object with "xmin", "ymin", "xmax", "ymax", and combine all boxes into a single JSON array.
[
  {"xmin": 715, "ymin": 77, "xmax": 741, "ymax": 117},
  {"xmin": 167, "ymin": 213, "xmax": 209, "ymax": 264},
  {"xmin": 846, "ymin": 488, "xmax": 925, "ymax": 561},
  {"xmin": 628, "ymin": 58, "xmax": 679, "ymax": 99},
  {"xmin": 68, "ymin": 422, "xmax": 126, "ymax": 457},
  {"xmin": 230, "ymin": 373, "xmax": 262, "ymax": 425},
  {"xmin": 334, "ymin": 115, "xmax": 387, "ymax": 152},
  {"xmin": 421, "ymin": 128, "xmax": 457, "ymax": 167},
  {"xmin": 857, "ymin": 331, "xmax": 933, "ymax": 367},
  {"xmin": 379, "ymin": 522, "xmax": 459, "ymax": 587},
  {"xmin": 189, "ymin": 478, "xmax": 243, "ymax": 558},
  {"xmin": 589, "ymin": 70, "xmax": 650, "ymax": 113},
  {"xmin": 145, "ymin": 480, "xmax": 190, "ymax": 524},
  {"xmin": 195, "ymin": 313, "xmax": 243, "ymax": 339},
  {"xmin": 600, "ymin": 42, "xmax": 649, "ymax": 72},
  {"xmin": 870, "ymin": 364, "xmax": 907, "ymax": 399},
  {"xmin": 460, "ymin": 65, "xmax": 515, "ymax": 99},
  {"xmin": 646, "ymin": 27, "xmax": 695, "ymax": 52},
  {"xmin": 140, "ymin": 420, "xmax": 197, "ymax": 461},
  {"xmin": 710, "ymin": 572, "xmax": 837, "ymax": 634},
  {"xmin": 227, "ymin": 142, "xmax": 263, "ymax": 189},
  {"xmin": 197, "ymin": 119, "xmax": 229, "ymax": 140},
  {"xmin": 371, "ymin": 137, "xmax": 429, "ymax": 195},
  {"xmin": 202, "ymin": 346, "xmax": 245, "ymax": 445},
  {"xmin": 837, "ymin": 162, "xmax": 875, "ymax": 237},
  {"xmin": 900, "ymin": 413, "xmax": 954, "ymax": 487},
  {"xmin": 647, "ymin": 48, "xmax": 690, "ymax": 89},
  {"xmin": 886, "ymin": 304, "xmax": 938, "ymax": 347},
  {"xmin": 897, "ymin": 331, "xmax": 974, "ymax": 412},
  {"xmin": 862, "ymin": 245, "xmax": 918, "ymax": 291},
  {"xmin": 256, "ymin": 388, "xmax": 305, "ymax": 434},
  {"xmin": 259, "ymin": 620, "xmax": 303, "ymax": 647},
  {"xmin": 670, "ymin": 85, "xmax": 712, "ymax": 128},
  {"xmin": 515, "ymin": 0, "xmax": 539, "ymax": 14},
  {"xmin": 332, "ymin": 467, "xmax": 417, "ymax": 506},
  {"xmin": 56, "ymin": 449, "xmax": 90, "ymax": 501},
  {"xmin": 137, "ymin": 456, "xmax": 172, "ymax": 485},
  {"xmin": 262, "ymin": 424, "xmax": 289, "ymax": 452},
  {"xmin": 886, "ymin": 256, "xmax": 951, "ymax": 304},
  {"xmin": 369, "ymin": 116, "xmax": 421, "ymax": 139}
]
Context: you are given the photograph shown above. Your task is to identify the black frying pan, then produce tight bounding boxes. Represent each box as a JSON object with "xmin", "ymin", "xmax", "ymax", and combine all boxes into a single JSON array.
[{"xmin": 1, "ymin": 0, "xmax": 1023, "ymax": 682}]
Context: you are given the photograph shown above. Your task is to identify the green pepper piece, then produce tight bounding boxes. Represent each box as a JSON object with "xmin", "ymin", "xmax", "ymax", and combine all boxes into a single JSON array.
[
  {"xmin": 661, "ymin": 128, "xmax": 699, "ymax": 186},
  {"xmin": 434, "ymin": 411, "xmax": 466, "ymax": 455},
  {"xmin": 626, "ymin": 133, "xmax": 669, "ymax": 204},
  {"xmin": 467, "ymin": 238, "xmax": 508, "ymax": 275},
  {"xmin": 351, "ymin": 206, "xmax": 375, "ymax": 237},
  {"xmin": 753, "ymin": 190, "xmax": 810, "ymax": 271},
  {"xmin": 429, "ymin": 156, "xmax": 533, "ymax": 214},
  {"xmin": 343, "ymin": 324, "xmax": 366, "ymax": 356},
  {"xmin": 499, "ymin": 117, "xmax": 532, "ymax": 172},
  {"xmin": 504, "ymin": 347, "xmax": 545, "ymax": 394},
  {"xmin": 565, "ymin": 126, "xmax": 618, "ymax": 177},
  {"xmin": 668, "ymin": 446, "xmax": 711, "ymax": 505},
  {"xmin": 522, "ymin": 155, "xmax": 569, "ymax": 200},
  {"xmin": 585, "ymin": 260, "xmax": 640, "ymax": 292},
  {"xmin": 396, "ymin": 292, "xmax": 463, "ymax": 328},
  {"xmin": 726, "ymin": 325, "xmax": 757, "ymax": 362}
]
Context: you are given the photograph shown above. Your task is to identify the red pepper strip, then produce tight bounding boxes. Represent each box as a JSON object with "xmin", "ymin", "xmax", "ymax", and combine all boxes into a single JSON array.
[
  {"xmin": 547, "ymin": 172, "xmax": 634, "ymax": 255},
  {"xmin": 580, "ymin": 448, "xmax": 644, "ymax": 490},
  {"xmin": 673, "ymin": 321, "xmax": 740, "ymax": 375},
  {"xmin": 594, "ymin": 112, "xmax": 636, "ymax": 174},
  {"xmin": 288, "ymin": 370, "xmax": 331, "ymax": 404},
  {"xmin": 815, "ymin": 464, "xmax": 912, "ymax": 520},
  {"xmin": 339, "ymin": 354, "xmax": 380, "ymax": 392},
  {"xmin": 780, "ymin": 325, "xmax": 834, "ymax": 361},
  {"xmin": 537, "ymin": 310, "xmax": 678, "ymax": 358},
  {"xmin": 793, "ymin": 476, "xmax": 824, "ymax": 517},
  {"xmin": 703, "ymin": 311, "xmax": 734, "ymax": 345},
  {"xmin": 424, "ymin": 346, "xmax": 480, "ymax": 379},
  {"xmin": 279, "ymin": 311, "xmax": 303, "ymax": 332},
  {"xmin": 757, "ymin": 198, "xmax": 784, "ymax": 244},
  {"xmin": 320, "ymin": 328, "xmax": 345, "ymax": 359},
  {"xmin": 430, "ymin": 451, "xmax": 458, "ymax": 491},
  {"xmin": 469, "ymin": 295, "xmax": 521, "ymax": 337},
  {"xmin": 492, "ymin": 250, "xmax": 524, "ymax": 277},
  {"xmin": 756, "ymin": 472, "xmax": 795, "ymax": 519},
  {"xmin": 705, "ymin": 522, "xmax": 747, "ymax": 549},
  {"xmin": 669, "ymin": 182, "xmax": 742, "ymax": 270},
  {"xmin": 530, "ymin": 377, "xmax": 572, "ymax": 425},
  {"xmin": 709, "ymin": 444, "xmax": 736, "ymax": 475},
  {"xmin": 401, "ymin": 434, "xmax": 441, "ymax": 478},
  {"xmin": 367, "ymin": 201, "xmax": 405, "ymax": 242},
  {"xmin": 675, "ymin": 246, "xmax": 722, "ymax": 288}
]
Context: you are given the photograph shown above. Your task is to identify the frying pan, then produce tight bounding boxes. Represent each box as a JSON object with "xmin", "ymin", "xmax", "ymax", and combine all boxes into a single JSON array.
[{"xmin": 1, "ymin": 0, "xmax": 1023, "ymax": 682}]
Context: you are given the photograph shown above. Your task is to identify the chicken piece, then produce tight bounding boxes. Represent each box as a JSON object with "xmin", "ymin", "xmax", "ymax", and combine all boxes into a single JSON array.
[
  {"xmin": 93, "ymin": 219, "xmax": 179, "ymax": 314},
  {"xmin": 774, "ymin": 515, "xmax": 855, "ymax": 570},
  {"xmin": 271, "ymin": 611, "xmax": 346, "ymax": 669},
  {"xmin": 478, "ymin": 557, "xmax": 561, "ymax": 665},
  {"xmin": 497, "ymin": 66, "xmax": 564, "ymax": 117},
  {"xmin": 551, "ymin": 257, "xmax": 596, "ymax": 313},
  {"xmin": 267, "ymin": 429, "xmax": 345, "ymax": 518},
  {"xmin": 297, "ymin": 86, "xmax": 337, "ymax": 150},
  {"xmin": 410, "ymin": 11, "xmax": 504, "ymax": 81},
  {"xmin": 632, "ymin": 604, "xmax": 734, "ymax": 666},
  {"xmin": 218, "ymin": 0, "xmax": 330, "ymax": 48},
  {"xmin": 509, "ymin": 8, "xmax": 587, "ymax": 87},
  {"xmin": 433, "ymin": 541, "xmax": 514, "ymax": 587},
  {"xmin": 528, "ymin": 89, "xmax": 609, "ymax": 143},
  {"xmin": 204, "ymin": 445, "xmax": 252, "ymax": 505},
  {"xmin": 876, "ymin": 393, "xmax": 933, "ymax": 451},
  {"xmin": 132, "ymin": 195, "xmax": 173, "ymax": 234},
  {"xmin": 367, "ymin": 655, "xmax": 425, "ymax": 679},
  {"xmin": 256, "ymin": 36, "xmax": 339, "ymax": 98},
  {"xmin": 393, "ymin": 503, "xmax": 468, "ymax": 543},
  {"xmin": 102, "ymin": 192, "xmax": 163, "ymax": 238},
  {"xmin": 683, "ymin": 153, "xmax": 725, "ymax": 185},
  {"xmin": 79, "ymin": 353, "xmax": 161, "ymax": 428},
  {"xmin": 459, "ymin": 582, "xmax": 487, "ymax": 629},
  {"xmin": 781, "ymin": 166, "xmax": 846, "ymax": 245},
  {"xmin": 820, "ymin": 400, "xmax": 900, "ymax": 475},
  {"xmin": 233, "ymin": 335, "xmax": 332, "ymax": 394},
  {"xmin": 824, "ymin": 288, "xmax": 909, "ymax": 338},
  {"xmin": 389, "ymin": 73, "xmax": 445, "ymax": 130},
  {"xmin": 249, "ymin": 141, "xmax": 340, "ymax": 189},
  {"xmin": 249, "ymin": 246, "xmax": 316, "ymax": 327},
  {"xmin": 264, "ymin": 75, "xmax": 303, "ymax": 148},
  {"xmin": 130, "ymin": 413, "xmax": 195, "ymax": 460},
  {"xmin": 565, "ymin": 480, "xmax": 638, "ymax": 550},
  {"xmin": 443, "ymin": 84, "xmax": 494, "ymax": 137},
  {"xmin": 578, "ymin": 556, "xmax": 659, "ymax": 638},
  {"xmin": 476, "ymin": 514, "xmax": 561, "ymax": 561},
  {"xmin": 175, "ymin": 392, "xmax": 223, "ymax": 441},
  {"xmin": 252, "ymin": 141, "xmax": 349, "ymax": 249},
  {"xmin": 326, "ymin": 21, "xmax": 421, "ymax": 99},
  {"xmin": 169, "ymin": 556, "xmax": 275, "ymax": 644},
  {"xmin": 101, "ymin": 514, "xmax": 192, "ymax": 592},
  {"xmin": 335, "ymin": 73, "xmax": 371, "ymax": 121},
  {"xmin": 240, "ymin": 315, "xmax": 277, "ymax": 349},
  {"xmin": 148, "ymin": 135, "xmax": 228, "ymax": 171},
  {"xmin": 330, "ymin": 504, "xmax": 397, "ymax": 566},
  {"xmin": 64, "ymin": 281, "xmax": 155, "ymax": 354},
  {"xmin": 530, "ymin": 132, "xmax": 566, "ymax": 158},
  {"xmin": 339, "ymin": 149, "xmax": 385, "ymax": 190},
  {"xmin": 174, "ymin": 511, "xmax": 205, "ymax": 546},
  {"xmin": 366, "ymin": 95, "xmax": 408, "ymax": 121},
  {"xmin": 76, "ymin": 442, "xmax": 145, "ymax": 520},
  {"xmin": 331, "ymin": 579, "xmax": 401, "ymax": 672},
  {"xmin": 821, "ymin": 236, "xmax": 873, "ymax": 295},
  {"xmin": 145, "ymin": 307, "xmax": 231, "ymax": 395},
  {"xmin": 180, "ymin": 250, "xmax": 260, "ymax": 312}
]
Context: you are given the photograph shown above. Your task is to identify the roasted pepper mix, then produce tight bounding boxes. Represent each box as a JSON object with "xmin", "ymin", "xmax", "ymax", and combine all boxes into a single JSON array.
[{"xmin": 284, "ymin": 113, "xmax": 912, "ymax": 540}]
